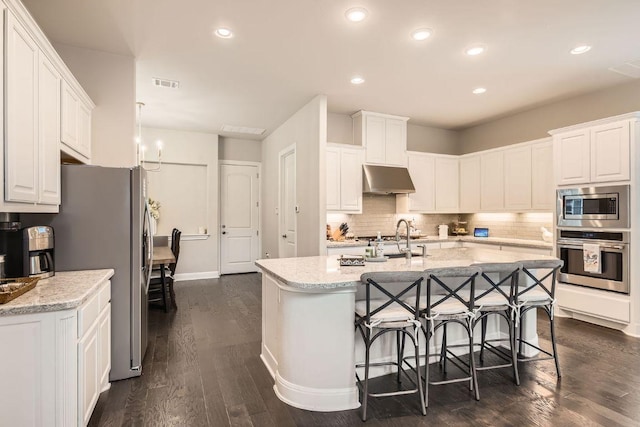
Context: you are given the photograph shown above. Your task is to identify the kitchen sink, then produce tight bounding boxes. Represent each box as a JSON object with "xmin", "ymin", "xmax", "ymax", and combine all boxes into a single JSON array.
[{"xmin": 386, "ymin": 252, "xmax": 422, "ymax": 259}]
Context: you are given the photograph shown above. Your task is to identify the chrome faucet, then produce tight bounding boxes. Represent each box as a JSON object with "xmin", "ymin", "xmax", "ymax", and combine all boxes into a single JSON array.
[{"xmin": 395, "ymin": 219, "xmax": 412, "ymax": 259}]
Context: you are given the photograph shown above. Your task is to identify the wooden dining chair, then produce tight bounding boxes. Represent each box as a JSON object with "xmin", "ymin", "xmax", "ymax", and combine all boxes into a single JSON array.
[{"xmin": 149, "ymin": 228, "xmax": 181, "ymax": 311}]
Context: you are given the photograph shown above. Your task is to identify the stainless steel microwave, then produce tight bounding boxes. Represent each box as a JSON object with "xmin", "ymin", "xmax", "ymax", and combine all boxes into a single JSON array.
[{"xmin": 557, "ymin": 185, "xmax": 630, "ymax": 228}]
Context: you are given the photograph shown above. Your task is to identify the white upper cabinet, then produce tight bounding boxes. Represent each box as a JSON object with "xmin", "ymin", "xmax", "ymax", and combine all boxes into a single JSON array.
[
  {"xmin": 504, "ymin": 145, "xmax": 532, "ymax": 211},
  {"xmin": 38, "ymin": 53, "xmax": 62, "ymax": 205},
  {"xmin": 459, "ymin": 154, "xmax": 481, "ymax": 212},
  {"xmin": 552, "ymin": 115, "xmax": 633, "ymax": 186},
  {"xmin": 326, "ymin": 144, "xmax": 363, "ymax": 213},
  {"xmin": 353, "ymin": 111, "xmax": 408, "ymax": 166},
  {"xmin": 531, "ymin": 139, "xmax": 554, "ymax": 210},
  {"xmin": 405, "ymin": 152, "xmax": 458, "ymax": 213},
  {"xmin": 480, "ymin": 150, "xmax": 504, "ymax": 211},
  {"xmin": 61, "ymin": 81, "xmax": 92, "ymax": 162}
]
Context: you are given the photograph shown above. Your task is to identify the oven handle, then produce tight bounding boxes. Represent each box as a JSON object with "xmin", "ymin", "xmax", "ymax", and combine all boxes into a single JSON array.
[{"xmin": 557, "ymin": 241, "xmax": 626, "ymax": 251}]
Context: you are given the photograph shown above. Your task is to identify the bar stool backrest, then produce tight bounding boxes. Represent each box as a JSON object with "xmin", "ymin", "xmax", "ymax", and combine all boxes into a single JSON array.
[
  {"xmin": 422, "ymin": 266, "xmax": 481, "ymax": 315},
  {"xmin": 473, "ymin": 262, "xmax": 522, "ymax": 303},
  {"xmin": 516, "ymin": 259, "xmax": 564, "ymax": 303},
  {"xmin": 358, "ymin": 271, "xmax": 424, "ymax": 325}
]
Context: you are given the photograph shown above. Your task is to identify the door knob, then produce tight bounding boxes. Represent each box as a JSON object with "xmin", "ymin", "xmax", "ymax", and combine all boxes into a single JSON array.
[
  {"xmin": 282, "ymin": 234, "xmax": 287, "ymax": 238},
  {"xmin": 222, "ymin": 231, "xmax": 227, "ymax": 235}
]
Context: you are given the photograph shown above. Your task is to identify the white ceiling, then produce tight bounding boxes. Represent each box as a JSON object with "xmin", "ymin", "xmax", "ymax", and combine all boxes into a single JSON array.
[{"xmin": 22, "ymin": 0, "xmax": 640, "ymax": 139}]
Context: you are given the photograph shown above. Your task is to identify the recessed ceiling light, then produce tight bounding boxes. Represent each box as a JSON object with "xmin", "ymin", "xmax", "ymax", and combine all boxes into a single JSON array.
[
  {"xmin": 350, "ymin": 76, "xmax": 365, "ymax": 85},
  {"xmin": 345, "ymin": 7, "xmax": 368, "ymax": 22},
  {"xmin": 570, "ymin": 45, "xmax": 591, "ymax": 55},
  {"xmin": 465, "ymin": 45, "xmax": 486, "ymax": 56},
  {"xmin": 215, "ymin": 28, "xmax": 233, "ymax": 38},
  {"xmin": 472, "ymin": 87, "xmax": 487, "ymax": 94},
  {"xmin": 411, "ymin": 28, "xmax": 432, "ymax": 41}
]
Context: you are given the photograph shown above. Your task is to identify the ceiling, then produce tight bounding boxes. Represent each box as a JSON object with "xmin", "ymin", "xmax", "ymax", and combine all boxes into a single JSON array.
[{"xmin": 22, "ymin": 0, "xmax": 640, "ymax": 140}]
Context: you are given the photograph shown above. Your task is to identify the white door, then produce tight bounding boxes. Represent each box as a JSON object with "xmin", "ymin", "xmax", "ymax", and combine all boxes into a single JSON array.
[
  {"xmin": 280, "ymin": 148, "xmax": 296, "ymax": 258},
  {"xmin": 220, "ymin": 163, "xmax": 260, "ymax": 274}
]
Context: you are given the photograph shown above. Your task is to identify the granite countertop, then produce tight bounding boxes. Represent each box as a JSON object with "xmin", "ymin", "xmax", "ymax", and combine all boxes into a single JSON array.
[
  {"xmin": 0, "ymin": 269, "xmax": 114, "ymax": 316},
  {"xmin": 255, "ymin": 247, "xmax": 557, "ymax": 290},
  {"xmin": 326, "ymin": 236, "xmax": 553, "ymax": 250}
]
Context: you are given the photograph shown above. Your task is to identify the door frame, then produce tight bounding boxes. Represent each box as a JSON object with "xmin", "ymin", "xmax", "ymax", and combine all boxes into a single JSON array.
[
  {"xmin": 218, "ymin": 159, "xmax": 262, "ymax": 274},
  {"xmin": 278, "ymin": 144, "xmax": 297, "ymax": 258}
]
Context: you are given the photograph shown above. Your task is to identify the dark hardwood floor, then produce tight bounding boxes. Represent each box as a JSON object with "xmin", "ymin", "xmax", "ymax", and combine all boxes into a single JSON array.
[{"xmin": 89, "ymin": 273, "xmax": 640, "ymax": 426}]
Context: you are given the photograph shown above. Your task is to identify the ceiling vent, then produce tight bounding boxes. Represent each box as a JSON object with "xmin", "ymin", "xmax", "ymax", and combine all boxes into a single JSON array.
[
  {"xmin": 609, "ymin": 59, "xmax": 640, "ymax": 78},
  {"xmin": 152, "ymin": 77, "xmax": 180, "ymax": 89},
  {"xmin": 220, "ymin": 124, "xmax": 266, "ymax": 135}
]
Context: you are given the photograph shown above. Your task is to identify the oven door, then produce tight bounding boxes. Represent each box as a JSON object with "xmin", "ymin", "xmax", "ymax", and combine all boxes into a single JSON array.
[{"xmin": 557, "ymin": 242, "xmax": 629, "ymax": 294}]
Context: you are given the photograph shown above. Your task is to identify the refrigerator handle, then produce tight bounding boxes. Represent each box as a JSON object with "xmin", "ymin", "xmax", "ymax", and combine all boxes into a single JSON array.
[{"xmin": 143, "ymin": 200, "xmax": 154, "ymax": 294}]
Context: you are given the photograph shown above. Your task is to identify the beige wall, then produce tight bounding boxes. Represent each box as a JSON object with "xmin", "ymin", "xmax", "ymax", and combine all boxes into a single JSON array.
[
  {"xmin": 219, "ymin": 137, "xmax": 262, "ymax": 162},
  {"xmin": 459, "ymin": 79, "xmax": 640, "ymax": 153},
  {"xmin": 142, "ymin": 127, "xmax": 219, "ymax": 277},
  {"xmin": 261, "ymin": 95, "xmax": 327, "ymax": 258},
  {"xmin": 54, "ymin": 43, "xmax": 136, "ymax": 167},
  {"xmin": 327, "ymin": 112, "xmax": 459, "ymax": 154}
]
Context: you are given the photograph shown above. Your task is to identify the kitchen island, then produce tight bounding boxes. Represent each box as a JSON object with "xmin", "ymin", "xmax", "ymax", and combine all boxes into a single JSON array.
[{"xmin": 256, "ymin": 247, "xmax": 557, "ymax": 412}]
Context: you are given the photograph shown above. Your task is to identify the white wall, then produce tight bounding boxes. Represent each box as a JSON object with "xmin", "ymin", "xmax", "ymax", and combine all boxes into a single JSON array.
[
  {"xmin": 459, "ymin": 79, "xmax": 640, "ymax": 153},
  {"xmin": 261, "ymin": 95, "xmax": 327, "ymax": 258},
  {"xmin": 142, "ymin": 127, "xmax": 219, "ymax": 278},
  {"xmin": 54, "ymin": 43, "xmax": 136, "ymax": 167},
  {"xmin": 327, "ymin": 113, "xmax": 354, "ymax": 145},
  {"xmin": 219, "ymin": 137, "xmax": 262, "ymax": 162}
]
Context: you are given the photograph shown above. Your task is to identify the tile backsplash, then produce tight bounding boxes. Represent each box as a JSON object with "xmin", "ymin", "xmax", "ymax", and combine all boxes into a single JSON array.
[{"xmin": 327, "ymin": 194, "xmax": 553, "ymax": 241}]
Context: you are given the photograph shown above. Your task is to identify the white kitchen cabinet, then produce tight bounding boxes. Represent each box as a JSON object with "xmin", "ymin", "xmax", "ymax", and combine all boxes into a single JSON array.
[
  {"xmin": 407, "ymin": 153, "xmax": 435, "ymax": 212},
  {"xmin": 435, "ymin": 156, "xmax": 459, "ymax": 212},
  {"xmin": 352, "ymin": 111, "xmax": 409, "ymax": 166},
  {"xmin": 78, "ymin": 321, "xmax": 99, "ymax": 426},
  {"xmin": 504, "ymin": 145, "xmax": 532, "ymax": 211},
  {"xmin": 459, "ymin": 154, "xmax": 481, "ymax": 213},
  {"xmin": 38, "ymin": 52, "xmax": 62, "ymax": 205},
  {"xmin": 61, "ymin": 80, "xmax": 92, "ymax": 162},
  {"xmin": 480, "ymin": 150, "xmax": 504, "ymax": 211},
  {"xmin": 552, "ymin": 117, "xmax": 632, "ymax": 186},
  {"xmin": 326, "ymin": 143, "xmax": 363, "ymax": 213},
  {"xmin": 530, "ymin": 139, "xmax": 554, "ymax": 210}
]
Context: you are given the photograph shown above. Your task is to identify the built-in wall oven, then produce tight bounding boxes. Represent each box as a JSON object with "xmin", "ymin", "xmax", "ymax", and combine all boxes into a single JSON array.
[
  {"xmin": 556, "ymin": 230, "xmax": 629, "ymax": 294},
  {"xmin": 557, "ymin": 185, "xmax": 629, "ymax": 228}
]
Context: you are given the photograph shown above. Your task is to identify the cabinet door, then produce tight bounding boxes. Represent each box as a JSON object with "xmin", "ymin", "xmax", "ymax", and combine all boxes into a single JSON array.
[
  {"xmin": 384, "ymin": 118, "xmax": 407, "ymax": 166},
  {"xmin": 459, "ymin": 155, "xmax": 481, "ymax": 212},
  {"xmin": 5, "ymin": 11, "xmax": 38, "ymax": 203},
  {"xmin": 407, "ymin": 153, "xmax": 435, "ymax": 212},
  {"xmin": 591, "ymin": 121, "xmax": 630, "ymax": 183},
  {"xmin": 480, "ymin": 151, "xmax": 504, "ymax": 211},
  {"xmin": 78, "ymin": 325, "xmax": 99, "ymax": 426},
  {"xmin": 531, "ymin": 141, "xmax": 554, "ymax": 210},
  {"xmin": 38, "ymin": 53, "xmax": 61, "ymax": 205},
  {"xmin": 364, "ymin": 115, "xmax": 385, "ymax": 164},
  {"xmin": 554, "ymin": 130, "xmax": 590, "ymax": 185},
  {"xmin": 326, "ymin": 147, "xmax": 341, "ymax": 210},
  {"xmin": 98, "ymin": 307, "xmax": 111, "ymax": 391},
  {"xmin": 77, "ymin": 103, "xmax": 92, "ymax": 159},
  {"xmin": 435, "ymin": 157, "xmax": 459, "ymax": 212},
  {"xmin": 504, "ymin": 145, "xmax": 532, "ymax": 211},
  {"xmin": 61, "ymin": 81, "xmax": 79, "ymax": 148},
  {"xmin": 340, "ymin": 148, "xmax": 363, "ymax": 212}
]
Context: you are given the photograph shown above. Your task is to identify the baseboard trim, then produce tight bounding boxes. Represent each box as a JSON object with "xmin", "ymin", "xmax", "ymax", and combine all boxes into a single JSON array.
[{"xmin": 174, "ymin": 271, "xmax": 220, "ymax": 281}]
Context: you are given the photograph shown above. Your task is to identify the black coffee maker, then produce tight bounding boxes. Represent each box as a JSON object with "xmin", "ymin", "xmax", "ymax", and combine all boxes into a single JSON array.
[{"xmin": 1, "ymin": 226, "xmax": 55, "ymax": 278}]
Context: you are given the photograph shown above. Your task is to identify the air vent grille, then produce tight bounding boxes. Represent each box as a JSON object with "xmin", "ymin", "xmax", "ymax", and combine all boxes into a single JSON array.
[{"xmin": 152, "ymin": 78, "xmax": 180, "ymax": 89}]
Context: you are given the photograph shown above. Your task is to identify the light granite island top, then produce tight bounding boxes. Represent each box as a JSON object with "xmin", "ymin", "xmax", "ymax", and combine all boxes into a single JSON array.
[
  {"xmin": 0, "ymin": 269, "xmax": 114, "ymax": 316},
  {"xmin": 255, "ymin": 247, "xmax": 557, "ymax": 290},
  {"xmin": 256, "ymin": 247, "xmax": 557, "ymax": 412}
]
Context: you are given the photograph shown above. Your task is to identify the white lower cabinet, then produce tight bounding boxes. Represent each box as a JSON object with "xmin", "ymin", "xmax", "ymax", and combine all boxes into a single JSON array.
[{"xmin": 0, "ymin": 280, "xmax": 111, "ymax": 426}]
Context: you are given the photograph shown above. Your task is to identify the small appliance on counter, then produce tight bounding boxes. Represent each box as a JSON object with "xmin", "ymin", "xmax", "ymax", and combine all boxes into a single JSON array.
[
  {"xmin": 451, "ymin": 220, "xmax": 468, "ymax": 235},
  {"xmin": 1, "ymin": 226, "xmax": 55, "ymax": 279},
  {"xmin": 474, "ymin": 227, "xmax": 489, "ymax": 238},
  {"xmin": 438, "ymin": 224, "xmax": 449, "ymax": 239}
]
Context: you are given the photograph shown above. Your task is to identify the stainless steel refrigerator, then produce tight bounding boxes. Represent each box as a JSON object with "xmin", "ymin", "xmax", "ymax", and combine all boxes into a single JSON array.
[{"xmin": 50, "ymin": 165, "xmax": 153, "ymax": 381}]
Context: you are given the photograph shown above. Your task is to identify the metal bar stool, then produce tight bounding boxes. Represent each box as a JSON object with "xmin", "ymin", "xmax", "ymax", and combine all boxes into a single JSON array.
[
  {"xmin": 513, "ymin": 259, "xmax": 564, "ymax": 377},
  {"xmin": 420, "ymin": 266, "xmax": 481, "ymax": 410},
  {"xmin": 473, "ymin": 262, "xmax": 522, "ymax": 385},
  {"xmin": 355, "ymin": 271, "xmax": 426, "ymax": 421}
]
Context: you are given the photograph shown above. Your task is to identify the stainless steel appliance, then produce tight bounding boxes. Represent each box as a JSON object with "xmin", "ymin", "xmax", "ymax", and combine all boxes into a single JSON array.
[
  {"xmin": 49, "ymin": 165, "xmax": 153, "ymax": 381},
  {"xmin": 557, "ymin": 185, "xmax": 629, "ymax": 228},
  {"xmin": 1, "ymin": 226, "xmax": 55, "ymax": 278},
  {"xmin": 556, "ymin": 229, "xmax": 629, "ymax": 294}
]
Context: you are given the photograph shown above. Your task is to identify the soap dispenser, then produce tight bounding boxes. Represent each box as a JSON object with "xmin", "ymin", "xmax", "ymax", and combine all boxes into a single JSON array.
[{"xmin": 375, "ymin": 232, "xmax": 384, "ymax": 258}]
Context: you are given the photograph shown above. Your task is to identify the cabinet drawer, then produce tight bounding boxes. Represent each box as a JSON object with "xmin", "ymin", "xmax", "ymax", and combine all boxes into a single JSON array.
[
  {"xmin": 78, "ymin": 292, "xmax": 99, "ymax": 339},
  {"xmin": 98, "ymin": 281, "xmax": 111, "ymax": 312}
]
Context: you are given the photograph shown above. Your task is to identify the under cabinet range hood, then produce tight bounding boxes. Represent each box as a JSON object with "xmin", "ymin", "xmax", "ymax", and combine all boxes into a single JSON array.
[{"xmin": 362, "ymin": 164, "xmax": 416, "ymax": 194}]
